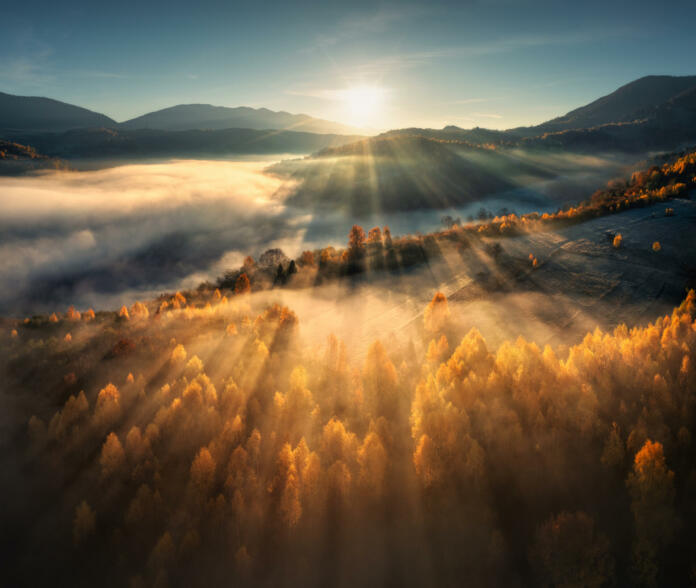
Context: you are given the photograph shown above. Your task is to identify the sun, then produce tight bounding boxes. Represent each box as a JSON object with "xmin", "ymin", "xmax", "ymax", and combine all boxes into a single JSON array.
[{"xmin": 340, "ymin": 85, "xmax": 385, "ymax": 127}]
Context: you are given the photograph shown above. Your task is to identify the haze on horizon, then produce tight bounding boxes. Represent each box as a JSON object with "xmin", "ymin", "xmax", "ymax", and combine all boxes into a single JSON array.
[{"xmin": 2, "ymin": 0, "xmax": 696, "ymax": 131}]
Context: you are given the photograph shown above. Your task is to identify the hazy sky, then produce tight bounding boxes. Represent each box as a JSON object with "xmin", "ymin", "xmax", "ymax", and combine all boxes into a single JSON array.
[{"xmin": 2, "ymin": 0, "xmax": 695, "ymax": 130}]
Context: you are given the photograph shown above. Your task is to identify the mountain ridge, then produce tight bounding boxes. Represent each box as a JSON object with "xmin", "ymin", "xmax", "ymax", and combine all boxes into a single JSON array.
[
  {"xmin": 118, "ymin": 103, "xmax": 366, "ymax": 135},
  {"xmin": 0, "ymin": 91, "xmax": 365, "ymax": 135},
  {"xmin": 0, "ymin": 91, "xmax": 116, "ymax": 132},
  {"xmin": 525, "ymin": 74, "xmax": 696, "ymax": 134},
  {"xmin": 3, "ymin": 74, "xmax": 696, "ymax": 157}
]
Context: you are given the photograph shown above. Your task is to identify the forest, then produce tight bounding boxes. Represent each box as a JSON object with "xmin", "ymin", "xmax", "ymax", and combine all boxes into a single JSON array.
[{"xmin": 3, "ymin": 275, "xmax": 696, "ymax": 586}]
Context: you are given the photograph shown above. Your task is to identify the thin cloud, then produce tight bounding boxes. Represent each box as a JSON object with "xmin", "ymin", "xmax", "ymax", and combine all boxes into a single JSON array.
[
  {"xmin": 471, "ymin": 112, "xmax": 502, "ymax": 119},
  {"xmin": 60, "ymin": 69, "xmax": 128, "ymax": 79},
  {"xmin": 0, "ymin": 55, "xmax": 54, "ymax": 87},
  {"xmin": 301, "ymin": 5, "xmax": 426, "ymax": 53},
  {"xmin": 285, "ymin": 86, "xmax": 391, "ymax": 102},
  {"xmin": 333, "ymin": 27, "xmax": 638, "ymax": 78},
  {"xmin": 448, "ymin": 98, "xmax": 491, "ymax": 105}
]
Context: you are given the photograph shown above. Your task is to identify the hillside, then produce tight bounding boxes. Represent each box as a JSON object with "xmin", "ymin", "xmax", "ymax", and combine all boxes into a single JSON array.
[
  {"xmin": 0, "ymin": 91, "xmax": 116, "ymax": 132},
  {"xmin": 378, "ymin": 125, "xmax": 521, "ymax": 146},
  {"xmin": 0, "ymin": 140, "xmax": 69, "ymax": 174},
  {"xmin": 269, "ymin": 135, "xmax": 521, "ymax": 214},
  {"xmin": 120, "ymin": 103, "xmax": 363, "ymax": 135},
  {"xmin": 268, "ymin": 133, "xmax": 631, "ymax": 215}
]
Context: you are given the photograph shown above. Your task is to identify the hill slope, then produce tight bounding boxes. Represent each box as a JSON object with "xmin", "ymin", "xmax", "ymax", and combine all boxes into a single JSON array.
[
  {"xmin": 0, "ymin": 140, "xmax": 69, "ymax": 174},
  {"xmin": 269, "ymin": 135, "xmax": 524, "ymax": 214},
  {"xmin": 0, "ymin": 91, "xmax": 116, "ymax": 132}
]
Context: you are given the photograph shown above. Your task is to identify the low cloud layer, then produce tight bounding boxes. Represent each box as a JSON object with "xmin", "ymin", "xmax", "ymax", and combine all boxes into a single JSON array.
[{"xmin": 0, "ymin": 161, "xmax": 304, "ymax": 315}]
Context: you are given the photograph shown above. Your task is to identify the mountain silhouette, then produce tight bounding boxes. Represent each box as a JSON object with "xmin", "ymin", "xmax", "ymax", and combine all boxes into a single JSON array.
[
  {"xmin": 119, "ymin": 104, "xmax": 363, "ymax": 135},
  {"xmin": 0, "ymin": 92, "xmax": 363, "ymax": 135},
  {"xmin": 0, "ymin": 91, "xmax": 116, "ymax": 132},
  {"xmin": 529, "ymin": 75, "xmax": 696, "ymax": 133},
  {"xmin": 2, "ymin": 75, "xmax": 696, "ymax": 158}
]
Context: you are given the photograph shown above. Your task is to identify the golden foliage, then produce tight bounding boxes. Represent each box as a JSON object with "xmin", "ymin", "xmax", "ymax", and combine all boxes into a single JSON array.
[
  {"xmin": 424, "ymin": 291, "xmax": 450, "ymax": 333},
  {"xmin": 49, "ymin": 390, "xmax": 89, "ymax": 440},
  {"xmin": 171, "ymin": 344, "xmax": 187, "ymax": 363},
  {"xmin": 73, "ymin": 501, "xmax": 96, "ymax": 545},
  {"xmin": 14, "ymin": 289, "xmax": 696, "ymax": 586},
  {"xmin": 234, "ymin": 273, "xmax": 251, "ymax": 295},
  {"xmin": 100, "ymin": 432, "xmax": 126, "ymax": 477},
  {"xmin": 348, "ymin": 224, "xmax": 366, "ymax": 250},
  {"xmin": 66, "ymin": 306, "xmax": 81, "ymax": 320},
  {"xmin": 130, "ymin": 301, "xmax": 150, "ymax": 319},
  {"xmin": 94, "ymin": 383, "xmax": 120, "ymax": 426},
  {"xmin": 190, "ymin": 447, "xmax": 216, "ymax": 496}
]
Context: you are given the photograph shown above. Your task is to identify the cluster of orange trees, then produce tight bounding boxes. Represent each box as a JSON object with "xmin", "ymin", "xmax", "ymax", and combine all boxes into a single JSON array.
[
  {"xmin": 469, "ymin": 150, "xmax": 695, "ymax": 238},
  {"xmin": 4, "ymin": 284, "xmax": 696, "ymax": 587}
]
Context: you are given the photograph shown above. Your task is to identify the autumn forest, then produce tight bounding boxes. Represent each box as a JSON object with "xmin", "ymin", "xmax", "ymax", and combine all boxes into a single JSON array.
[
  {"xmin": 4, "ymin": 3, "xmax": 696, "ymax": 585},
  {"xmin": 4, "ymin": 145, "xmax": 696, "ymax": 585}
]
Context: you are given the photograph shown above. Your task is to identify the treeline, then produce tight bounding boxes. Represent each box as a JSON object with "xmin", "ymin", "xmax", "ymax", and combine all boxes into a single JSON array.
[
  {"xmin": 464, "ymin": 149, "xmax": 695, "ymax": 236},
  {"xmin": 215, "ymin": 225, "xmax": 449, "ymax": 295},
  {"xmin": 210, "ymin": 150, "xmax": 696, "ymax": 299},
  {"xmin": 0, "ymin": 139, "xmax": 69, "ymax": 175},
  {"xmin": 4, "ymin": 286, "xmax": 696, "ymax": 587}
]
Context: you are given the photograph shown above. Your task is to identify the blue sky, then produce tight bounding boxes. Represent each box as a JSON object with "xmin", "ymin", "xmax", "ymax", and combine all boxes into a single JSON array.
[{"xmin": 2, "ymin": 0, "xmax": 695, "ymax": 130}]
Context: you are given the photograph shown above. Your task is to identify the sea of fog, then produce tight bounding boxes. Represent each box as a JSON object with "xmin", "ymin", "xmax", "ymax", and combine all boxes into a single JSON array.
[{"xmin": 0, "ymin": 158, "xmax": 617, "ymax": 316}]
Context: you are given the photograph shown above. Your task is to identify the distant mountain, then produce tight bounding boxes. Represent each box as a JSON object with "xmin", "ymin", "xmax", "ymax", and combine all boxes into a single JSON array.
[
  {"xmin": 0, "ymin": 91, "xmax": 363, "ymax": 136},
  {"xmin": 380, "ymin": 76, "xmax": 696, "ymax": 154},
  {"xmin": 120, "ymin": 104, "xmax": 363, "ymax": 135},
  {"xmin": 517, "ymin": 78, "xmax": 696, "ymax": 153},
  {"xmin": 3, "ymin": 75, "xmax": 696, "ymax": 159},
  {"xmin": 529, "ymin": 75, "xmax": 696, "ymax": 134},
  {"xmin": 2, "ymin": 127, "xmax": 365, "ymax": 160},
  {"xmin": 0, "ymin": 91, "xmax": 116, "ymax": 132}
]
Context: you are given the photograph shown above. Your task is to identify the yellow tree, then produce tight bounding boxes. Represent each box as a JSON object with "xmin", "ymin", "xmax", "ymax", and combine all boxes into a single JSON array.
[
  {"xmin": 626, "ymin": 440, "xmax": 678, "ymax": 587},
  {"xmin": 348, "ymin": 224, "xmax": 366, "ymax": 251},
  {"xmin": 367, "ymin": 226, "xmax": 382, "ymax": 243},
  {"xmin": 235, "ymin": 273, "xmax": 251, "ymax": 295},
  {"xmin": 424, "ymin": 292, "xmax": 450, "ymax": 334}
]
